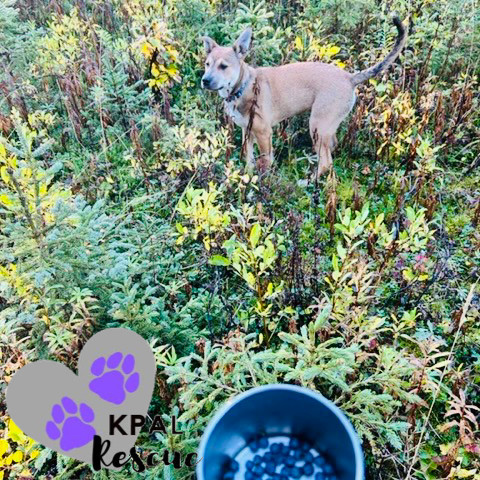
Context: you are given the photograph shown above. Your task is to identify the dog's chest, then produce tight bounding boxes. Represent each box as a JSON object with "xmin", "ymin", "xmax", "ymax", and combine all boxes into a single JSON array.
[{"xmin": 225, "ymin": 101, "xmax": 248, "ymax": 128}]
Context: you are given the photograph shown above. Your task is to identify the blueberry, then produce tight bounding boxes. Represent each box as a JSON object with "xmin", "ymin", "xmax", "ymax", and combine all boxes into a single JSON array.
[
  {"xmin": 303, "ymin": 462, "xmax": 314, "ymax": 475},
  {"xmin": 324, "ymin": 463, "xmax": 334, "ymax": 474},
  {"xmin": 245, "ymin": 472, "xmax": 256, "ymax": 480},
  {"xmin": 291, "ymin": 466, "xmax": 302, "ymax": 478},
  {"xmin": 246, "ymin": 460, "xmax": 254, "ymax": 471},
  {"xmin": 315, "ymin": 473, "xmax": 326, "ymax": 480},
  {"xmin": 304, "ymin": 452, "xmax": 314, "ymax": 462},
  {"xmin": 250, "ymin": 440, "xmax": 259, "ymax": 452},
  {"xmin": 253, "ymin": 455, "xmax": 262, "ymax": 465},
  {"xmin": 258, "ymin": 437, "xmax": 269, "ymax": 449},
  {"xmin": 285, "ymin": 456, "xmax": 295, "ymax": 467},
  {"xmin": 265, "ymin": 461, "xmax": 276, "ymax": 474},
  {"xmin": 301, "ymin": 441, "xmax": 311, "ymax": 452},
  {"xmin": 314, "ymin": 454, "xmax": 326, "ymax": 466},
  {"xmin": 270, "ymin": 443, "xmax": 281, "ymax": 454},
  {"xmin": 281, "ymin": 466, "xmax": 291, "ymax": 476},
  {"xmin": 252, "ymin": 465, "xmax": 264, "ymax": 475},
  {"xmin": 281, "ymin": 444, "xmax": 290, "ymax": 455},
  {"xmin": 263, "ymin": 452, "xmax": 273, "ymax": 462},
  {"xmin": 290, "ymin": 449, "xmax": 300, "ymax": 460},
  {"xmin": 290, "ymin": 437, "xmax": 300, "ymax": 448},
  {"xmin": 230, "ymin": 459, "xmax": 239, "ymax": 472},
  {"xmin": 223, "ymin": 472, "xmax": 234, "ymax": 480}
]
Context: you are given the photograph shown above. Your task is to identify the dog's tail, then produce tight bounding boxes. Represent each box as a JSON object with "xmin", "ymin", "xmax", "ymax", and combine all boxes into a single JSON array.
[{"xmin": 351, "ymin": 16, "xmax": 407, "ymax": 86}]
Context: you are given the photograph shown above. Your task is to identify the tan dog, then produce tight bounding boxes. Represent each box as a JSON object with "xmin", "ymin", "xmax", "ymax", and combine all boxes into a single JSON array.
[{"xmin": 201, "ymin": 17, "xmax": 406, "ymax": 177}]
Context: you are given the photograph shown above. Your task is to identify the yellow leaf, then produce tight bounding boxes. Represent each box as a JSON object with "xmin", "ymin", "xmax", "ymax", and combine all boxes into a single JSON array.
[
  {"xmin": 12, "ymin": 450, "xmax": 23, "ymax": 462},
  {"xmin": 0, "ymin": 143, "xmax": 6, "ymax": 159},
  {"xmin": 8, "ymin": 419, "xmax": 26, "ymax": 444},
  {"xmin": 294, "ymin": 36, "xmax": 303, "ymax": 50},
  {"xmin": 166, "ymin": 64, "xmax": 178, "ymax": 75},
  {"xmin": 0, "ymin": 439, "xmax": 9, "ymax": 456},
  {"xmin": 30, "ymin": 450, "xmax": 40, "ymax": 459},
  {"xmin": 151, "ymin": 63, "xmax": 160, "ymax": 78},
  {"xmin": 203, "ymin": 237, "xmax": 211, "ymax": 251},
  {"xmin": 456, "ymin": 469, "xmax": 476, "ymax": 478},
  {"xmin": 0, "ymin": 194, "xmax": 13, "ymax": 206},
  {"xmin": 1, "ymin": 166, "xmax": 9, "ymax": 184},
  {"xmin": 141, "ymin": 43, "xmax": 152, "ymax": 57},
  {"xmin": 327, "ymin": 45, "xmax": 340, "ymax": 56},
  {"xmin": 8, "ymin": 156, "xmax": 17, "ymax": 168}
]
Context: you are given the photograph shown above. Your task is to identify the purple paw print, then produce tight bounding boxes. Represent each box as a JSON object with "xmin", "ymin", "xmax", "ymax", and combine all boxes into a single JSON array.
[
  {"xmin": 45, "ymin": 397, "xmax": 96, "ymax": 451},
  {"xmin": 89, "ymin": 352, "xmax": 140, "ymax": 405}
]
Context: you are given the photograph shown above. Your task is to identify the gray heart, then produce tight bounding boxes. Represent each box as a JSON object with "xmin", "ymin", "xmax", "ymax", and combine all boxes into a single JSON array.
[{"xmin": 6, "ymin": 328, "xmax": 156, "ymax": 467}]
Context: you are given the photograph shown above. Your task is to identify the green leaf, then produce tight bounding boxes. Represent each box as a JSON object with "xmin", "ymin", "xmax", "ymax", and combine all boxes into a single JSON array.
[
  {"xmin": 342, "ymin": 208, "xmax": 351, "ymax": 226},
  {"xmin": 337, "ymin": 243, "xmax": 347, "ymax": 260},
  {"xmin": 332, "ymin": 254, "xmax": 339, "ymax": 271},
  {"xmin": 209, "ymin": 255, "xmax": 231, "ymax": 266},
  {"xmin": 249, "ymin": 223, "xmax": 261, "ymax": 248},
  {"xmin": 245, "ymin": 272, "xmax": 256, "ymax": 287}
]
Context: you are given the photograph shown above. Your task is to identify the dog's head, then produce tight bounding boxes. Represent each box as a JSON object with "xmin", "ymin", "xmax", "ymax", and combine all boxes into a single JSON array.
[{"xmin": 201, "ymin": 28, "xmax": 252, "ymax": 98}]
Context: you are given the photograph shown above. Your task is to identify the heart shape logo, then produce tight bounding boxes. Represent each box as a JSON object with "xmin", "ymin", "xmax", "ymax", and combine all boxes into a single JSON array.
[{"xmin": 6, "ymin": 328, "xmax": 156, "ymax": 468}]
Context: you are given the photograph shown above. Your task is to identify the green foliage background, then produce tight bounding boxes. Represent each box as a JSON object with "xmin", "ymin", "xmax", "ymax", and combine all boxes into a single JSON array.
[{"xmin": 0, "ymin": 0, "xmax": 479, "ymax": 478}]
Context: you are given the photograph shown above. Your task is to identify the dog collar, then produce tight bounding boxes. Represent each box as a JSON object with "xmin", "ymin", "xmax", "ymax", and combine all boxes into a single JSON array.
[{"xmin": 226, "ymin": 76, "xmax": 250, "ymax": 103}]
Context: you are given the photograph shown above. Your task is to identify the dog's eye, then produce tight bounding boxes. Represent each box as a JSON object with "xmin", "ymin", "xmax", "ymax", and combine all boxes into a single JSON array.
[
  {"xmin": 206, "ymin": 62, "xmax": 210, "ymax": 67},
  {"xmin": 219, "ymin": 64, "xmax": 228, "ymax": 70}
]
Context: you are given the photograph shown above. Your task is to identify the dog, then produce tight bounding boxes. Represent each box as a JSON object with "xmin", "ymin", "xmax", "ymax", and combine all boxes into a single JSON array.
[{"xmin": 201, "ymin": 16, "xmax": 406, "ymax": 177}]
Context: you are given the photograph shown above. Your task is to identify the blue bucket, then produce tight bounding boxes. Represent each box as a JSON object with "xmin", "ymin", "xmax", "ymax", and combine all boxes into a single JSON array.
[{"xmin": 197, "ymin": 384, "xmax": 364, "ymax": 479}]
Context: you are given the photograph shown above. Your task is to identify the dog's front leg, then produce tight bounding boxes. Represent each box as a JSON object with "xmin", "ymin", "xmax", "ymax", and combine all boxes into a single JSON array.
[
  {"xmin": 242, "ymin": 128, "xmax": 255, "ymax": 173},
  {"xmin": 254, "ymin": 127, "xmax": 273, "ymax": 173}
]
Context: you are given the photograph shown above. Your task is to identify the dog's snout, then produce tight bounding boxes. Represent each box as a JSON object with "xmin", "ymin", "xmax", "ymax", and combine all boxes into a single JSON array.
[{"xmin": 202, "ymin": 76, "xmax": 211, "ymax": 88}]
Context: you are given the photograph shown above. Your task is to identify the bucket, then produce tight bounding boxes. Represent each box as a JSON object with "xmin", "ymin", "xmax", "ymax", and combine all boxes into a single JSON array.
[{"xmin": 196, "ymin": 384, "xmax": 364, "ymax": 480}]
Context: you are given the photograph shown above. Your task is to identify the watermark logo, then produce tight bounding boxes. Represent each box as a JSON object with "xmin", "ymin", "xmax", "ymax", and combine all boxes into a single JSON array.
[{"xmin": 6, "ymin": 328, "xmax": 156, "ymax": 469}]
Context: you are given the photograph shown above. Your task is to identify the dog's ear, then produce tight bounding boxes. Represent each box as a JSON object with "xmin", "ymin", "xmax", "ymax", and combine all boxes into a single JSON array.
[
  {"xmin": 202, "ymin": 36, "xmax": 218, "ymax": 55},
  {"xmin": 233, "ymin": 27, "xmax": 252, "ymax": 59}
]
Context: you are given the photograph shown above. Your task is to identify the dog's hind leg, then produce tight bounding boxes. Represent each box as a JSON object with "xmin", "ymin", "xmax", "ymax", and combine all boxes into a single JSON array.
[
  {"xmin": 310, "ymin": 125, "xmax": 333, "ymax": 178},
  {"xmin": 331, "ymin": 134, "xmax": 338, "ymax": 151},
  {"xmin": 316, "ymin": 136, "xmax": 333, "ymax": 178},
  {"xmin": 309, "ymin": 109, "xmax": 343, "ymax": 178}
]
